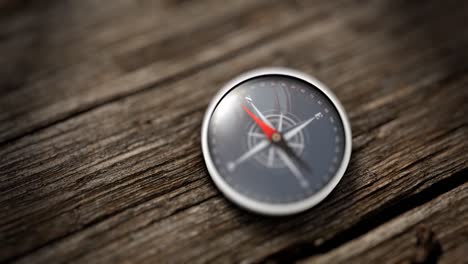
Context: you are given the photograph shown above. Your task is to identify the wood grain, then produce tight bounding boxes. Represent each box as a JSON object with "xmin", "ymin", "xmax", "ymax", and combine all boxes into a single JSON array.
[
  {"xmin": 1, "ymin": 0, "xmax": 467, "ymax": 263},
  {"xmin": 0, "ymin": 0, "xmax": 342, "ymax": 144},
  {"xmin": 301, "ymin": 181, "xmax": 468, "ymax": 264}
]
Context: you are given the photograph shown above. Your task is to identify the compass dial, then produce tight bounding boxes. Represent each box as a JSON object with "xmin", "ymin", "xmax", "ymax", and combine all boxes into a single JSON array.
[{"xmin": 201, "ymin": 68, "xmax": 352, "ymax": 215}]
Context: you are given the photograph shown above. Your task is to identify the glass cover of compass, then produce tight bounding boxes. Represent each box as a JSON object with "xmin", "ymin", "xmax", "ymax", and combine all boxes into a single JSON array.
[{"xmin": 201, "ymin": 68, "xmax": 352, "ymax": 215}]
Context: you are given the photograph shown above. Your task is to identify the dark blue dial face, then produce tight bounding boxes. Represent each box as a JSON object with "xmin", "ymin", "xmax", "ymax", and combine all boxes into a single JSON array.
[{"xmin": 207, "ymin": 75, "xmax": 346, "ymax": 204}]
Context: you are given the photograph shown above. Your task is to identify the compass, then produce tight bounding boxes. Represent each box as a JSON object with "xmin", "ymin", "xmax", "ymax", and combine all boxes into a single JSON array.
[{"xmin": 201, "ymin": 68, "xmax": 352, "ymax": 215}]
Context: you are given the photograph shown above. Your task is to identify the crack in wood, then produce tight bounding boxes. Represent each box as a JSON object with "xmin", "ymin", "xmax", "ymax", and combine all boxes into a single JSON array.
[{"xmin": 259, "ymin": 168, "xmax": 467, "ymax": 263}]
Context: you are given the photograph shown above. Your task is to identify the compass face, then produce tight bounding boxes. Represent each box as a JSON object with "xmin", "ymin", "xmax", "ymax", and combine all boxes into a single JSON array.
[{"xmin": 201, "ymin": 68, "xmax": 352, "ymax": 215}]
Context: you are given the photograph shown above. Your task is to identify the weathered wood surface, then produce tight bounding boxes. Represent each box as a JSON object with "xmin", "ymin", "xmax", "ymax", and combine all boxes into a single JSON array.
[
  {"xmin": 302, "ymin": 180, "xmax": 468, "ymax": 264},
  {"xmin": 1, "ymin": 0, "xmax": 467, "ymax": 263},
  {"xmin": 0, "ymin": 0, "xmax": 342, "ymax": 144}
]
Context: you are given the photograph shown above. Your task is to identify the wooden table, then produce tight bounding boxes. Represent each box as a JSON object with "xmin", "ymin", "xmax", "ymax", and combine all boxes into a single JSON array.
[{"xmin": 1, "ymin": 0, "xmax": 467, "ymax": 263}]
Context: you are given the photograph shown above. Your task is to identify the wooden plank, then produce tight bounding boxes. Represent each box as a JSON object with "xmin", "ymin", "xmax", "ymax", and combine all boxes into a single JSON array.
[
  {"xmin": 0, "ymin": 0, "xmax": 342, "ymax": 144},
  {"xmin": 300, "ymin": 182, "xmax": 468, "ymax": 264},
  {"xmin": 1, "ymin": 0, "xmax": 467, "ymax": 263},
  {"xmin": 0, "ymin": 0, "xmax": 259, "ymax": 79},
  {"xmin": 0, "ymin": 0, "xmax": 262, "ymax": 135}
]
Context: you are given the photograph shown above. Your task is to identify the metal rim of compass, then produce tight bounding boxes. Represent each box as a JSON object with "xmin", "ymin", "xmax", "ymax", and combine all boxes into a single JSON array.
[{"xmin": 201, "ymin": 67, "xmax": 352, "ymax": 216}]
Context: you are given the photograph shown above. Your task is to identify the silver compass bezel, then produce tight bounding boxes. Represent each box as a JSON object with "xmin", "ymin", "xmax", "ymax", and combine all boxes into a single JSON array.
[{"xmin": 201, "ymin": 67, "xmax": 352, "ymax": 216}]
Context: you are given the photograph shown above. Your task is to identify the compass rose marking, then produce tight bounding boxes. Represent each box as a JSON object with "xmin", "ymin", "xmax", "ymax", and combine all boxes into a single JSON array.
[
  {"xmin": 231, "ymin": 100, "xmax": 323, "ymax": 184},
  {"xmin": 278, "ymin": 112, "xmax": 284, "ymax": 132},
  {"xmin": 248, "ymin": 132, "xmax": 265, "ymax": 138}
]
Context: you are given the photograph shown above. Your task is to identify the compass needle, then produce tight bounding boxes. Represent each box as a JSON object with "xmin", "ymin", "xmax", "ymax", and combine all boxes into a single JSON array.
[
  {"xmin": 232, "ymin": 139, "xmax": 270, "ymax": 167},
  {"xmin": 242, "ymin": 104, "xmax": 276, "ymax": 140},
  {"xmin": 276, "ymin": 148, "xmax": 309, "ymax": 188},
  {"xmin": 246, "ymin": 98, "xmax": 275, "ymax": 127},
  {"xmin": 202, "ymin": 68, "xmax": 351, "ymax": 215},
  {"xmin": 284, "ymin": 112, "xmax": 322, "ymax": 141}
]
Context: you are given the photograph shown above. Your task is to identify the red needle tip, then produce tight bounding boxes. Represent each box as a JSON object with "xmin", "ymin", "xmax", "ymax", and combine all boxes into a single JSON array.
[{"xmin": 242, "ymin": 105, "xmax": 277, "ymax": 140}]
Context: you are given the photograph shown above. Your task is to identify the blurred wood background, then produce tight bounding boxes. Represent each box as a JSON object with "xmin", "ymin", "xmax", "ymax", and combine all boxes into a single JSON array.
[{"xmin": 0, "ymin": 0, "xmax": 467, "ymax": 263}]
